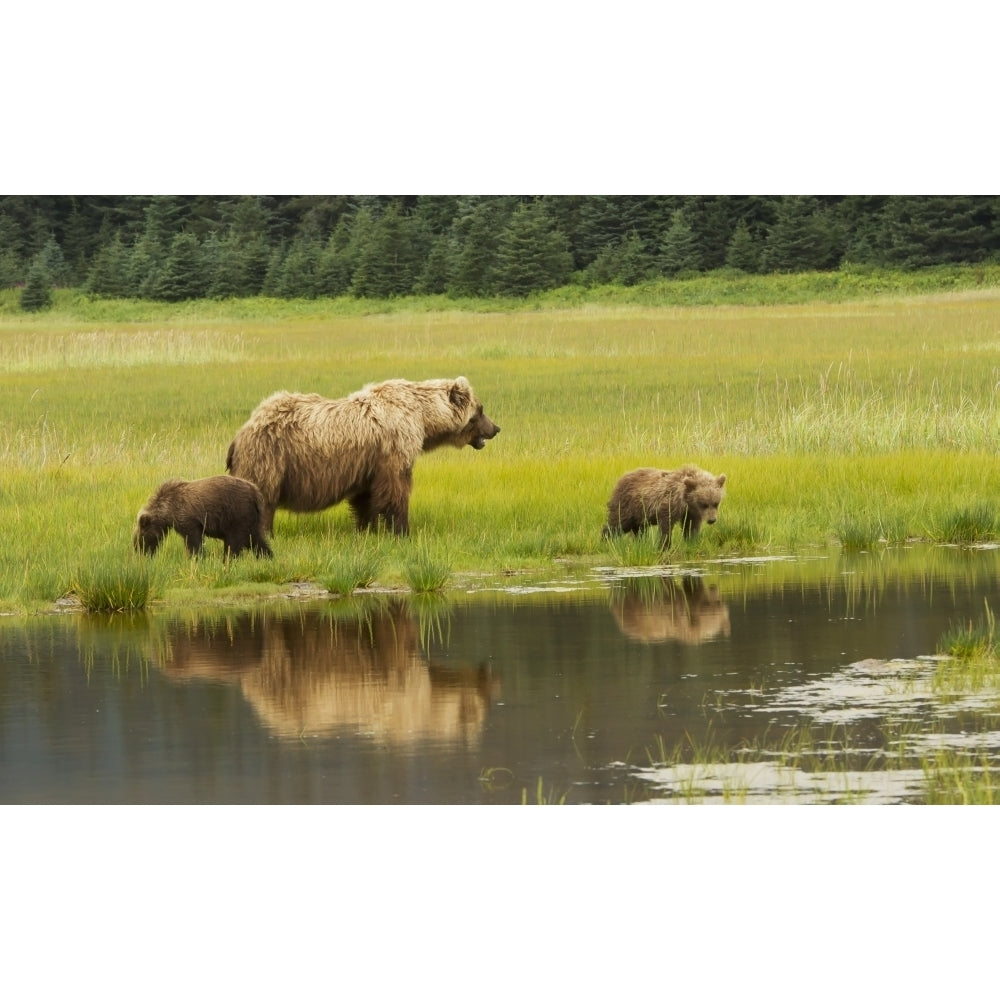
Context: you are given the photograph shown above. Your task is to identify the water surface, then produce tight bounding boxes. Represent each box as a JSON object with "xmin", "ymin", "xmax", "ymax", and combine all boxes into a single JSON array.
[{"xmin": 3, "ymin": 547, "xmax": 1000, "ymax": 803}]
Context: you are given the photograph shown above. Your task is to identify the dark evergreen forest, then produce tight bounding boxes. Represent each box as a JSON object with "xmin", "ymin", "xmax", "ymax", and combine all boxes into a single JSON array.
[{"xmin": 1, "ymin": 195, "xmax": 997, "ymax": 306}]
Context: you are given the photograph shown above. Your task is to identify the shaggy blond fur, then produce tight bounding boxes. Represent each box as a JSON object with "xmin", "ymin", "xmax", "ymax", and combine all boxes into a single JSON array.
[
  {"xmin": 226, "ymin": 376, "xmax": 499, "ymax": 535},
  {"xmin": 134, "ymin": 476, "xmax": 273, "ymax": 558},
  {"xmin": 602, "ymin": 464, "xmax": 726, "ymax": 545}
]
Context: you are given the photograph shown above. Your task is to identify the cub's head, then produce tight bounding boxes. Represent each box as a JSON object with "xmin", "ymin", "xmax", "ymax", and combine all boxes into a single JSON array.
[
  {"xmin": 683, "ymin": 471, "xmax": 726, "ymax": 525},
  {"xmin": 133, "ymin": 509, "xmax": 167, "ymax": 554}
]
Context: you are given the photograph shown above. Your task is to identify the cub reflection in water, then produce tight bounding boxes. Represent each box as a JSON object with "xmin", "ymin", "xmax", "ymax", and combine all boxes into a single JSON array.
[
  {"xmin": 609, "ymin": 575, "xmax": 731, "ymax": 645},
  {"xmin": 152, "ymin": 600, "xmax": 498, "ymax": 746}
]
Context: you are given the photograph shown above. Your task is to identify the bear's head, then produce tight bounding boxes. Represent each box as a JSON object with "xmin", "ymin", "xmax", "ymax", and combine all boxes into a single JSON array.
[
  {"xmin": 133, "ymin": 510, "xmax": 166, "ymax": 554},
  {"xmin": 683, "ymin": 472, "xmax": 726, "ymax": 526},
  {"xmin": 449, "ymin": 376, "xmax": 500, "ymax": 450}
]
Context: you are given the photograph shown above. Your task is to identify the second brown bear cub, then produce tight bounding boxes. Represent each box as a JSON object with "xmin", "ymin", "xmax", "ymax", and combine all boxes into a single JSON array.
[
  {"xmin": 603, "ymin": 465, "xmax": 726, "ymax": 546},
  {"xmin": 134, "ymin": 476, "xmax": 273, "ymax": 558}
]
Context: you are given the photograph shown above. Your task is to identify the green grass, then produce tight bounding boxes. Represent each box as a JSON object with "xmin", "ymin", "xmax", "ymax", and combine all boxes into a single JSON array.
[
  {"xmin": 403, "ymin": 534, "xmax": 453, "ymax": 593},
  {"xmin": 321, "ymin": 535, "xmax": 387, "ymax": 595},
  {"xmin": 4, "ymin": 272, "xmax": 1000, "ymax": 612},
  {"xmin": 73, "ymin": 560, "xmax": 158, "ymax": 613}
]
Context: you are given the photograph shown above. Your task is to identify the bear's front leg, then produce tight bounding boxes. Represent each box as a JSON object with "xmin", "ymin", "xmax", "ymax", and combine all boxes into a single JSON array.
[{"xmin": 181, "ymin": 526, "xmax": 205, "ymax": 556}]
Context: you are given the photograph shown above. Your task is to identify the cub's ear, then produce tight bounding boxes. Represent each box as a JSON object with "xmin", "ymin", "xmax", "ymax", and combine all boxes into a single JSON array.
[
  {"xmin": 683, "ymin": 477, "xmax": 699, "ymax": 493},
  {"xmin": 450, "ymin": 376, "xmax": 472, "ymax": 408},
  {"xmin": 138, "ymin": 514, "xmax": 152, "ymax": 528},
  {"xmin": 716, "ymin": 474, "xmax": 727, "ymax": 487}
]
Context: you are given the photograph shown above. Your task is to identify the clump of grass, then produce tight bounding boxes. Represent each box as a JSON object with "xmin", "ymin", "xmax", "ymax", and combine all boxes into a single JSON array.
[
  {"xmin": 833, "ymin": 509, "xmax": 909, "ymax": 551},
  {"xmin": 322, "ymin": 539, "xmax": 386, "ymax": 595},
  {"xmin": 932, "ymin": 503, "xmax": 998, "ymax": 544},
  {"xmin": 403, "ymin": 536, "xmax": 452, "ymax": 593},
  {"xmin": 835, "ymin": 515, "xmax": 885, "ymax": 553},
  {"xmin": 604, "ymin": 530, "xmax": 664, "ymax": 567},
  {"xmin": 937, "ymin": 601, "xmax": 998, "ymax": 661},
  {"xmin": 74, "ymin": 561, "xmax": 156, "ymax": 612},
  {"xmin": 703, "ymin": 514, "xmax": 766, "ymax": 552}
]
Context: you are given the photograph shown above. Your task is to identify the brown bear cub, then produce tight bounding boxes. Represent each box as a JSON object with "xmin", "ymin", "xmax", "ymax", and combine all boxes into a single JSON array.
[
  {"xmin": 602, "ymin": 465, "xmax": 726, "ymax": 546},
  {"xmin": 134, "ymin": 476, "xmax": 273, "ymax": 558},
  {"xmin": 226, "ymin": 376, "xmax": 500, "ymax": 536}
]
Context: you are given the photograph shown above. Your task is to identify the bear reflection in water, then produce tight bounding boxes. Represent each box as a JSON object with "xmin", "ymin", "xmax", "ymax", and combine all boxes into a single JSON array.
[
  {"xmin": 609, "ymin": 575, "xmax": 731, "ymax": 645},
  {"xmin": 153, "ymin": 600, "xmax": 498, "ymax": 746}
]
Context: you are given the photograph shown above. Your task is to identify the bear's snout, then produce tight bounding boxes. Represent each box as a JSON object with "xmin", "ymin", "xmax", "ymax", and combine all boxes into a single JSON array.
[{"xmin": 471, "ymin": 420, "xmax": 500, "ymax": 449}]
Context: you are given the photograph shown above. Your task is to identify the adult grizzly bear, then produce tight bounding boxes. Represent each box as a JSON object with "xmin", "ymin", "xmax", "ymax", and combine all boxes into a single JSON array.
[
  {"xmin": 602, "ymin": 465, "xmax": 726, "ymax": 546},
  {"xmin": 226, "ymin": 376, "xmax": 500, "ymax": 536},
  {"xmin": 133, "ymin": 476, "xmax": 273, "ymax": 558}
]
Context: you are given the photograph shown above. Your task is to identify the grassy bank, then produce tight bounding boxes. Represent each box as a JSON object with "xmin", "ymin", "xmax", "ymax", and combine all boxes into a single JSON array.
[{"xmin": 2, "ymin": 269, "xmax": 1000, "ymax": 613}]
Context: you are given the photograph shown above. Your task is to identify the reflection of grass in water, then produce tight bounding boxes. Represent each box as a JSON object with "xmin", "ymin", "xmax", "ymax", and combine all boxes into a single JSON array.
[
  {"xmin": 408, "ymin": 592, "xmax": 452, "ymax": 651},
  {"xmin": 77, "ymin": 610, "xmax": 153, "ymax": 679}
]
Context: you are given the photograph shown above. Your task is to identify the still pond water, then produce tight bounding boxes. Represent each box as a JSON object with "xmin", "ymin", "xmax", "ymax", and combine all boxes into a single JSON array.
[{"xmin": 4, "ymin": 547, "xmax": 1000, "ymax": 804}]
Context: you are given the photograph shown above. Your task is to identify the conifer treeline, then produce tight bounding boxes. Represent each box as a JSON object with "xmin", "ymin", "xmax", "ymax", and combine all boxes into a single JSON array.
[{"xmin": 1, "ymin": 195, "xmax": 997, "ymax": 304}]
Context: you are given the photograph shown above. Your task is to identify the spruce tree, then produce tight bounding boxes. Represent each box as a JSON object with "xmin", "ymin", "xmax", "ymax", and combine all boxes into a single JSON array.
[
  {"xmin": 20, "ymin": 257, "xmax": 53, "ymax": 311},
  {"xmin": 0, "ymin": 248, "xmax": 21, "ymax": 288},
  {"xmin": 449, "ymin": 199, "xmax": 510, "ymax": 297},
  {"xmin": 274, "ymin": 238, "xmax": 320, "ymax": 298},
  {"xmin": 494, "ymin": 202, "xmax": 572, "ymax": 297},
  {"xmin": 352, "ymin": 204, "xmax": 419, "ymax": 298},
  {"xmin": 725, "ymin": 220, "xmax": 760, "ymax": 272},
  {"xmin": 586, "ymin": 232, "xmax": 652, "ymax": 286},
  {"xmin": 878, "ymin": 196, "xmax": 995, "ymax": 268},
  {"xmin": 761, "ymin": 196, "xmax": 841, "ymax": 272},
  {"xmin": 38, "ymin": 236, "xmax": 71, "ymax": 287},
  {"xmin": 658, "ymin": 210, "xmax": 702, "ymax": 275},
  {"xmin": 414, "ymin": 233, "xmax": 453, "ymax": 294},
  {"xmin": 153, "ymin": 232, "xmax": 208, "ymax": 301},
  {"xmin": 85, "ymin": 233, "xmax": 131, "ymax": 296},
  {"xmin": 315, "ymin": 221, "xmax": 354, "ymax": 297}
]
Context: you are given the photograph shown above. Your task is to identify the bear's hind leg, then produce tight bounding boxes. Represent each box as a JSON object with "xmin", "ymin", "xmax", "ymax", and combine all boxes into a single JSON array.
[{"xmin": 370, "ymin": 469, "xmax": 412, "ymax": 536}]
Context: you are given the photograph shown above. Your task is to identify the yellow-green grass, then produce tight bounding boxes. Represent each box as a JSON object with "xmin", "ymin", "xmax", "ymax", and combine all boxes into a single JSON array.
[{"xmin": 3, "ymin": 281, "xmax": 1000, "ymax": 612}]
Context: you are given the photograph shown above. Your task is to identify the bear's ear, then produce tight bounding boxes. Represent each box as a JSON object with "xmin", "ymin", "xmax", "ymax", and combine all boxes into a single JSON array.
[
  {"xmin": 716, "ymin": 474, "xmax": 727, "ymax": 487},
  {"xmin": 683, "ymin": 477, "xmax": 699, "ymax": 493},
  {"xmin": 138, "ymin": 514, "xmax": 151, "ymax": 528},
  {"xmin": 449, "ymin": 376, "xmax": 472, "ymax": 408}
]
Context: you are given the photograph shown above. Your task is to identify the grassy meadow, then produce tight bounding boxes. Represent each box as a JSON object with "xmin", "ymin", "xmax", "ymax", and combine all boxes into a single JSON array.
[{"xmin": 2, "ymin": 267, "xmax": 1000, "ymax": 613}]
